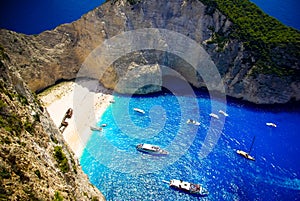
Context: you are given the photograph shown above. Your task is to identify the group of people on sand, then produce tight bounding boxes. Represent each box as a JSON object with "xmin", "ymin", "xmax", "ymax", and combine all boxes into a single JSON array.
[{"xmin": 59, "ymin": 108, "xmax": 73, "ymax": 132}]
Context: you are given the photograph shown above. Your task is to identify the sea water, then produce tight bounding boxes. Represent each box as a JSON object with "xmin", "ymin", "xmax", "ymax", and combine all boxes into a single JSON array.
[
  {"xmin": 0, "ymin": 0, "xmax": 105, "ymax": 34},
  {"xmin": 0, "ymin": 0, "xmax": 299, "ymax": 34},
  {"xmin": 250, "ymin": 0, "xmax": 300, "ymax": 30},
  {"xmin": 80, "ymin": 91, "xmax": 300, "ymax": 200}
]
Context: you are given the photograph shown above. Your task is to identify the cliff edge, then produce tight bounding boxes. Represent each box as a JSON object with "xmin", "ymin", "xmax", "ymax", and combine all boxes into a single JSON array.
[
  {"xmin": 0, "ymin": 47, "xmax": 105, "ymax": 200},
  {"xmin": 0, "ymin": 0, "xmax": 299, "ymax": 104}
]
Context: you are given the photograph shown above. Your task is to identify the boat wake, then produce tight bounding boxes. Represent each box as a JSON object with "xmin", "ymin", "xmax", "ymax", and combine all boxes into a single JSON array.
[{"xmin": 257, "ymin": 174, "xmax": 300, "ymax": 191}]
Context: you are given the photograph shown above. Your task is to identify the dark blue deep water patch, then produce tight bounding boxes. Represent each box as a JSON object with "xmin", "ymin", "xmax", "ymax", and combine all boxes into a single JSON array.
[
  {"xmin": 0, "ymin": 0, "xmax": 299, "ymax": 34},
  {"xmin": 251, "ymin": 0, "xmax": 300, "ymax": 30},
  {"xmin": 0, "ymin": 0, "xmax": 105, "ymax": 34},
  {"xmin": 80, "ymin": 92, "xmax": 300, "ymax": 200}
]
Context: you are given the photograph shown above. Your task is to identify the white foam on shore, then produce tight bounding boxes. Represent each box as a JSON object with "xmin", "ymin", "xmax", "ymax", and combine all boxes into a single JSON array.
[{"xmin": 39, "ymin": 80, "xmax": 114, "ymax": 158}]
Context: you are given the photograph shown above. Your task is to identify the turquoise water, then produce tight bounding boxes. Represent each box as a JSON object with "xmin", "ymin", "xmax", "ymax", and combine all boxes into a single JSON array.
[{"xmin": 80, "ymin": 91, "xmax": 300, "ymax": 200}]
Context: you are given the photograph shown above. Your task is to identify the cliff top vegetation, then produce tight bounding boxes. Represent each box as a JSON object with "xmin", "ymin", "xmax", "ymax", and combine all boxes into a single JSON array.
[{"xmin": 199, "ymin": 0, "xmax": 300, "ymax": 77}]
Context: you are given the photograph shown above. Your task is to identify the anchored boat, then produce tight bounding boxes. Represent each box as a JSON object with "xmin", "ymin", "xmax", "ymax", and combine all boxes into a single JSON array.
[
  {"xmin": 186, "ymin": 119, "xmax": 200, "ymax": 126},
  {"xmin": 209, "ymin": 113, "xmax": 219, "ymax": 119},
  {"xmin": 219, "ymin": 110, "xmax": 229, "ymax": 117},
  {"xmin": 133, "ymin": 108, "xmax": 145, "ymax": 114},
  {"xmin": 136, "ymin": 143, "xmax": 168, "ymax": 155},
  {"xmin": 266, "ymin": 122, "xmax": 277, "ymax": 127},
  {"xmin": 166, "ymin": 179, "xmax": 209, "ymax": 196},
  {"xmin": 237, "ymin": 136, "xmax": 256, "ymax": 161}
]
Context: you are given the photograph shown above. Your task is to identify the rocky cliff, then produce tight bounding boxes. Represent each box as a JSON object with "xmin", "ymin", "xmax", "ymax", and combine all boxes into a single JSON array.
[
  {"xmin": 0, "ymin": 0, "xmax": 299, "ymax": 104},
  {"xmin": 0, "ymin": 48, "xmax": 105, "ymax": 200}
]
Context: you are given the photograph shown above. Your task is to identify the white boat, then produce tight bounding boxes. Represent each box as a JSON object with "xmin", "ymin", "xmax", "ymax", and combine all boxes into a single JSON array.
[
  {"xmin": 209, "ymin": 113, "xmax": 219, "ymax": 119},
  {"xmin": 109, "ymin": 99, "xmax": 115, "ymax": 103},
  {"xmin": 90, "ymin": 126, "xmax": 102, "ymax": 131},
  {"xmin": 219, "ymin": 110, "xmax": 229, "ymax": 117},
  {"xmin": 133, "ymin": 108, "xmax": 145, "ymax": 114},
  {"xmin": 236, "ymin": 150, "xmax": 255, "ymax": 161},
  {"xmin": 186, "ymin": 119, "xmax": 200, "ymax": 126},
  {"xmin": 101, "ymin": 124, "xmax": 107, "ymax": 127},
  {"xmin": 237, "ymin": 136, "xmax": 256, "ymax": 161},
  {"xmin": 266, "ymin": 122, "xmax": 277, "ymax": 127},
  {"xmin": 168, "ymin": 179, "xmax": 209, "ymax": 196},
  {"xmin": 136, "ymin": 143, "xmax": 168, "ymax": 155}
]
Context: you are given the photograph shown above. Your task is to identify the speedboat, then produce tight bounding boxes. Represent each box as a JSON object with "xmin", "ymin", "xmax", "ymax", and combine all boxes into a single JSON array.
[
  {"xmin": 186, "ymin": 119, "xmax": 200, "ymax": 126},
  {"xmin": 209, "ymin": 113, "xmax": 219, "ymax": 119},
  {"xmin": 133, "ymin": 108, "xmax": 145, "ymax": 114},
  {"xmin": 236, "ymin": 150, "xmax": 255, "ymax": 161},
  {"xmin": 266, "ymin": 122, "xmax": 277, "ymax": 127},
  {"xmin": 218, "ymin": 110, "xmax": 229, "ymax": 117},
  {"xmin": 169, "ymin": 179, "xmax": 209, "ymax": 196},
  {"xmin": 90, "ymin": 126, "xmax": 102, "ymax": 131},
  {"xmin": 136, "ymin": 143, "xmax": 168, "ymax": 155}
]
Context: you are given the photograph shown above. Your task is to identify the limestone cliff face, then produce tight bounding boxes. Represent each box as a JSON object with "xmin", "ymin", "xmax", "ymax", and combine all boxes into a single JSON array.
[
  {"xmin": 0, "ymin": 0, "xmax": 299, "ymax": 104},
  {"xmin": 0, "ymin": 50, "xmax": 105, "ymax": 200}
]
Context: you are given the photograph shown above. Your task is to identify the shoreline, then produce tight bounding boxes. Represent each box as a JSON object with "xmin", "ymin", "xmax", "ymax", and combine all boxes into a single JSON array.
[{"xmin": 39, "ymin": 79, "xmax": 114, "ymax": 158}]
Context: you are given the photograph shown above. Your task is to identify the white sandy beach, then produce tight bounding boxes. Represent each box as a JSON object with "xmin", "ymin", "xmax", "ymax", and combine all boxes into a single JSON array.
[{"xmin": 39, "ymin": 79, "xmax": 114, "ymax": 157}]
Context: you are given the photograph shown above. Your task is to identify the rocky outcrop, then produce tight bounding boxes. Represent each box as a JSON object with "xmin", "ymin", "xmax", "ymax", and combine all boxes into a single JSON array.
[
  {"xmin": 115, "ymin": 63, "xmax": 162, "ymax": 94},
  {"xmin": 0, "ymin": 49, "xmax": 105, "ymax": 200},
  {"xmin": 0, "ymin": 0, "xmax": 299, "ymax": 104}
]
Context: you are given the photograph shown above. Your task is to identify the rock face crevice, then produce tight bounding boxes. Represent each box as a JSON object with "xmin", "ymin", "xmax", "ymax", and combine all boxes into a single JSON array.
[
  {"xmin": 0, "ymin": 49, "xmax": 105, "ymax": 200},
  {"xmin": 0, "ymin": 0, "xmax": 299, "ymax": 104}
]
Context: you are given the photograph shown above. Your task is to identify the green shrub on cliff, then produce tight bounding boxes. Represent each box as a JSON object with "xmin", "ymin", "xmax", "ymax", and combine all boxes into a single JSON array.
[
  {"xmin": 199, "ymin": 0, "xmax": 300, "ymax": 77},
  {"xmin": 53, "ymin": 191, "xmax": 64, "ymax": 201},
  {"xmin": 199, "ymin": 0, "xmax": 299, "ymax": 44},
  {"xmin": 53, "ymin": 146, "xmax": 70, "ymax": 173}
]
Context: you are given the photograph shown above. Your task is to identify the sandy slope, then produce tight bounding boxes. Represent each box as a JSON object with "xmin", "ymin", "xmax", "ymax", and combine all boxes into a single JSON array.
[{"xmin": 39, "ymin": 79, "xmax": 114, "ymax": 157}]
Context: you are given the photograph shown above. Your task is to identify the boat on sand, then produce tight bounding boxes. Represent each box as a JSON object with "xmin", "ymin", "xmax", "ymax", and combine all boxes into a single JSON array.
[
  {"xmin": 90, "ymin": 126, "xmax": 102, "ymax": 131},
  {"xmin": 166, "ymin": 179, "xmax": 209, "ymax": 196},
  {"xmin": 136, "ymin": 143, "xmax": 168, "ymax": 155}
]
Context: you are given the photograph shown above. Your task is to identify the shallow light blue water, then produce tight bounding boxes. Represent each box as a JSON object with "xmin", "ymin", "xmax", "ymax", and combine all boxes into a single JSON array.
[{"xmin": 80, "ymin": 91, "xmax": 300, "ymax": 200}]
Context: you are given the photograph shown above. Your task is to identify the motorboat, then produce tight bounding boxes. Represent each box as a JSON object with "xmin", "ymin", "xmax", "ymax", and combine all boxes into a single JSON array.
[
  {"xmin": 186, "ymin": 119, "xmax": 200, "ymax": 126},
  {"xmin": 90, "ymin": 126, "xmax": 102, "ymax": 131},
  {"xmin": 168, "ymin": 179, "xmax": 209, "ymax": 196},
  {"xmin": 218, "ymin": 110, "xmax": 229, "ymax": 117},
  {"xmin": 136, "ymin": 143, "xmax": 168, "ymax": 155},
  {"xmin": 236, "ymin": 150, "xmax": 255, "ymax": 161},
  {"xmin": 266, "ymin": 122, "xmax": 277, "ymax": 127},
  {"xmin": 209, "ymin": 113, "xmax": 219, "ymax": 119},
  {"xmin": 133, "ymin": 108, "xmax": 145, "ymax": 114}
]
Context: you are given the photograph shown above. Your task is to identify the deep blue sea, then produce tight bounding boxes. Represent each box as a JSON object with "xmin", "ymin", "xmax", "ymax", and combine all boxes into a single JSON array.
[
  {"xmin": 0, "ymin": 0, "xmax": 299, "ymax": 34},
  {"xmin": 0, "ymin": 0, "xmax": 105, "ymax": 34},
  {"xmin": 250, "ymin": 0, "xmax": 300, "ymax": 30},
  {"xmin": 80, "ymin": 91, "xmax": 300, "ymax": 200}
]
